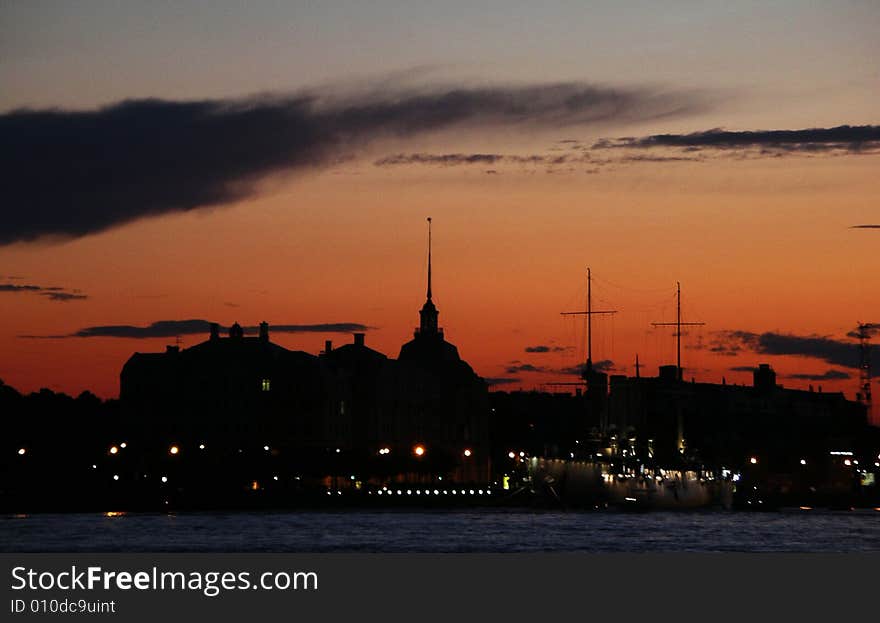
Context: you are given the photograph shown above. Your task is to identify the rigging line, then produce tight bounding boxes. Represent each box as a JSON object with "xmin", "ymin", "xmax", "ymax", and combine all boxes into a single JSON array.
[{"xmin": 590, "ymin": 274, "xmax": 680, "ymax": 294}]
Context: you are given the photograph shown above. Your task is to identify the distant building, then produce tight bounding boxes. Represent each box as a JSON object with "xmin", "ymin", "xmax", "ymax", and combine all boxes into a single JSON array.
[
  {"xmin": 120, "ymin": 220, "xmax": 488, "ymax": 482},
  {"xmin": 607, "ymin": 363, "xmax": 868, "ymax": 466},
  {"xmin": 120, "ymin": 321, "xmax": 326, "ymax": 446}
]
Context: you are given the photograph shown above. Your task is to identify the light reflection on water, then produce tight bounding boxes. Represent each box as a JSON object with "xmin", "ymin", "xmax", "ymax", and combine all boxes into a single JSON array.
[{"xmin": 2, "ymin": 509, "xmax": 879, "ymax": 552}]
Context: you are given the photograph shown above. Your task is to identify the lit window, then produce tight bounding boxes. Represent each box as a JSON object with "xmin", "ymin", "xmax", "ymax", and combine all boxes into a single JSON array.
[{"xmin": 261, "ymin": 379, "xmax": 271, "ymax": 392}]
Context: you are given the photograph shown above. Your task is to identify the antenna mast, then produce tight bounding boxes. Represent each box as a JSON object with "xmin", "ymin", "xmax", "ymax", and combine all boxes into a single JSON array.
[{"xmin": 651, "ymin": 282, "xmax": 705, "ymax": 380}]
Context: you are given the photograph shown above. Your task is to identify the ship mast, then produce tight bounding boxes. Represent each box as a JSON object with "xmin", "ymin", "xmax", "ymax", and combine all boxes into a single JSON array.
[
  {"xmin": 561, "ymin": 268, "xmax": 617, "ymax": 373},
  {"xmin": 652, "ymin": 282, "xmax": 705, "ymax": 380}
]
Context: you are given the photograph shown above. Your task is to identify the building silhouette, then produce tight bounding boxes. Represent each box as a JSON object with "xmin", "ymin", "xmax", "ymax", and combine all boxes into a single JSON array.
[
  {"xmin": 606, "ymin": 363, "xmax": 868, "ymax": 466},
  {"xmin": 120, "ymin": 220, "xmax": 489, "ymax": 484}
]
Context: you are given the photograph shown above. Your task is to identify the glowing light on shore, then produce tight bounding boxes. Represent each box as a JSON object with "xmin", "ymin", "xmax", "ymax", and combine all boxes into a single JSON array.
[
  {"xmin": 463, "ymin": 449, "xmax": 472, "ymax": 457},
  {"xmin": 749, "ymin": 457, "xmax": 758, "ymax": 464},
  {"xmin": 413, "ymin": 445, "xmax": 425, "ymax": 457},
  {"xmin": 169, "ymin": 445, "xmax": 179, "ymax": 455},
  {"xmin": 17, "ymin": 448, "xmax": 26, "ymax": 456},
  {"xmin": 109, "ymin": 446, "xmax": 118, "ymax": 455}
]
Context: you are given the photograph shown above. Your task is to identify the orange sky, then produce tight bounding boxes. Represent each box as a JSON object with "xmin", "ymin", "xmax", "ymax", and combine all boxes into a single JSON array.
[
  {"xmin": 1, "ymin": 2, "xmax": 878, "ymax": 424},
  {"xmin": 2, "ymin": 151, "xmax": 878, "ymax": 419}
]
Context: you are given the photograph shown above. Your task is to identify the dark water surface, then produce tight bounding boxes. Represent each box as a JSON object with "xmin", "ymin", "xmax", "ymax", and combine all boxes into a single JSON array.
[{"xmin": 2, "ymin": 509, "xmax": 878, "ymax": 552}]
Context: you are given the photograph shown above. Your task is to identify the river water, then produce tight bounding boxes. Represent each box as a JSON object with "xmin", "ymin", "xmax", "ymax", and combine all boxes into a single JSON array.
[{"xmin": 2, "ymin": 509, "xmax": 879, "ymax": 552}]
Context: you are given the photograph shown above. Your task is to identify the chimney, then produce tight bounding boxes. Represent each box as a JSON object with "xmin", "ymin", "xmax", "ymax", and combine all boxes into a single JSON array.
[
  {"xmin": 354, "ymin": 333, "xmax": 365, "ymax": 347},
  {"xmin": 259, "ymin": 321, "xmax": 269, "ymax": 342},
  {"xmin": 753, "ymin": 363, "xmax": 776, "ymax": 391},
  {"xmin": 210, "ymin": 323, "xmax": 220, "ymax": 341},
  {"xmin": 325, "ymin": 340, "xmax": 333, "ymax": 354}
]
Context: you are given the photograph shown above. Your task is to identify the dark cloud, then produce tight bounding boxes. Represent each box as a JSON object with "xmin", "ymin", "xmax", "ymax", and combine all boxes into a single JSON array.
[
  {"xmin": 524, "ymin": 345, "xmax": 570, "ymax": 353},
  {"xmin": 0, "ymin": 282, "xmax": 87, "ymax": 302},
  {"xmin": 786, "ymin": 369, "xmax": 852, "ymax": 381},
  {"xmin": 708, "ymin": 330, "xmax": 869, "ymax": 371},
  {"xmin": 729, "ymin": 366, "xmax": 756, "ymax": 372},
  {"xmin": 41, "ymin": 291, "xmax": 88, "ymax": 302},
  {"xmin": 558, "ymin": 365, "xmax": 584, "ymax": 376},
  {"xmin": 591, "ymin": 359, "xmax": 617, "ymax": 372},
  {"xmin": 850, "ymin": 225, "xmax": 880, "ymax": 229},
  {"xmin": 618, "ymin": 154, "xmax": 701, "ymax": 163},
  {"xmin": 0, "ymin": 284, "xmax": 41, "ymax": 292},
  {"xmin": 485, "ymin": 377, "xmax": 521, "ymax": 387},
  {"xmin": 505, "ymin": 363, "xmax": 547, "ymax": 374},
  {"xmin": 594, "ymin": 124, "xmax": 880, "ymax": 159},
  {"xmin": 374, "ymin": 152, "xmax": 584, "ymax": 167},
  {"xmin": 20, "ymin": 319, "xmax": 370, "ymax": 339},
  {"xmin": 375, "ymin": 148, "xmax": 705, "ymax": 171},
  {"xmin": 525, "ymin": 345, "xmax": 552, "ymax": 353},
  {"xmin": 1, "ymin": 82, "xmax": 703, "ymax": 245},
  {"xmin": 594, "ymin": 124, "xmax": 880, "ymax": 153},
  {"xmin": 375, "ymin": 153, "xmax": 505, "ymax": 166}
]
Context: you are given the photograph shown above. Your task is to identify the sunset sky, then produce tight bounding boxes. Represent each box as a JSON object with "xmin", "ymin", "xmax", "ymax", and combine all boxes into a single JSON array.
[{"xmin": 1, "ymin": 1, "xmax": 878, "ymax": 422}]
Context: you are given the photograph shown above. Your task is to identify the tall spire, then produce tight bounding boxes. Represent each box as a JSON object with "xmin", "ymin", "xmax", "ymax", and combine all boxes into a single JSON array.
[
  {"xmin": 426, "ymin": 217, "xmax": 432, "ymax": 300},
  {"xmin": 417, "ymin": 217, "xmax": 440, "ymax": 337}
]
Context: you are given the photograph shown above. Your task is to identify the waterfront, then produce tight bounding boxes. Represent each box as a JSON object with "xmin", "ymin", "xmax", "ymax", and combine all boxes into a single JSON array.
[{"xmin": 2, "ymin": 509, "xmax": 879, "ymax": 553}]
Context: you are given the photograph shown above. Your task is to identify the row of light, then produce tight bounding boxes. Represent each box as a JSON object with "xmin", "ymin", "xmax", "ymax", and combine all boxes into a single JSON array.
[
  {"xmin": 369, "ymin": 488, "xmax": 489, "ymax": 496},
  {"xmin": 749, "ymin": 456, "xmax": 873, "ymax": 467},
  {"xmin": 109, "ymin": 443, "xmax": 206, "ymax": 456},
  {"xmin": 110, "ymin": 474, "xmax": 169, "ymax": 483},
  {"xmin": 377, "ymin": 445, "xmax": 473, "ymax": 458},
  {"xmin": 24, "ymin": 445, "xmax": 880, "ymax": 467}
]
